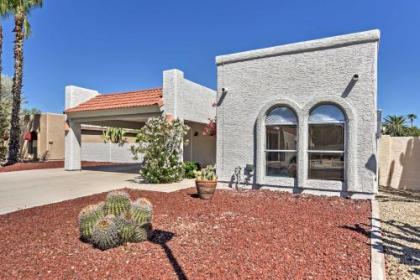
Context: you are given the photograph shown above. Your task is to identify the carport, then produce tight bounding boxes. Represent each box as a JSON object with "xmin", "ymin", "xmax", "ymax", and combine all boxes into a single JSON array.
[{"xmin": 64, "ymin": 69, "xmax": 217, "ymax": 171}]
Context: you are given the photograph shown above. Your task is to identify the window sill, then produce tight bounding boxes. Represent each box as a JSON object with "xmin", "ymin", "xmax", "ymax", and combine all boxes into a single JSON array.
[
  {"xmin": 306, "ymin": 179, "xmax": 344, "ymax": 191},
  {"xmin": 262, "ymin": 176, "xmax": 296, "ymax": 188}
]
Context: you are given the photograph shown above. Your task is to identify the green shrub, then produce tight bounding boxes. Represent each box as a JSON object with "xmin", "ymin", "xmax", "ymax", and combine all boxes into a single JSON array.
[
  {"xmin": 183, "ymin": 161, "xmax": 200, "ymax": 179},
  {"xmin": 131, "ymin": 116, "xmax": 189, "ymax": 183}
]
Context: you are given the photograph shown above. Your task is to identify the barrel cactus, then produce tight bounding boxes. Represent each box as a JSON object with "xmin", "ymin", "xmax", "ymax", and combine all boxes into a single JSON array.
[
  {"xmin": 78, "ymin": 202, "xmax": 104, "ymax": 241},
  {"xmin": 91, "ymin": 215, "xmax": 121, "ymax": 250},
  {"xmin": 130, "ymin": 198, "xmax": 153, "ymax": 225},
  {"xmin": 131, "ymin": 223, "xmax": 151, "ymax": 242},
  {"xmin": 78, "ymin": 191, "xmax": 154, "ymax": 249},
  {"xmin": 104, "ymin": 191, "xmax": 131, "ymax": 216},
  {"xmin": 113, "ymin": 212, "xmax": 136, "ymax": 243}
]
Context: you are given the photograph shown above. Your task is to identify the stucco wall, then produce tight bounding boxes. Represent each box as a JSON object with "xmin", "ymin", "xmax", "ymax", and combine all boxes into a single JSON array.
[
  {"xmin": 216, "ymin": 30, "xmax": 380, "ymax": 197},
  {"xmin": 81, "ymin": 142, "xmax": 142, "ymax": 163},
  {"xmin": 379, "ymin": 135, "xmax": 420, "ymax": 191},
  {"xmin": 163, "ymin": 69, "xmax": 216, "ymax": 124},
  {"xmin": 20, "ymin": 113, "xmax": 65, "ymax": 161},
  {"xmin": 183, "ymin": 121, "xmax": 216, "ymax": 167}
]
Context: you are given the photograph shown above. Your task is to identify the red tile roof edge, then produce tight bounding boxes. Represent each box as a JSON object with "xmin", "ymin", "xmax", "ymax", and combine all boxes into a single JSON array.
[{"xmin": 65, "ymin": 87, "xmax": 163, "ymax": 113}]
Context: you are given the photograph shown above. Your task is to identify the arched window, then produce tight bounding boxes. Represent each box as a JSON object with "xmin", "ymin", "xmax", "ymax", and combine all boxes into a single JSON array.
[
  {"xmin": 308, "ymin": 104, "xmax": 345, "ymax": 181},
  {"xmin": 265, "ymin": 106, "xmax": 298, "ymax": 178}
]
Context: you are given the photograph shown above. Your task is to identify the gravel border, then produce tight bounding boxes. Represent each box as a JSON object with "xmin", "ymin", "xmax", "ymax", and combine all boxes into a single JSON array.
[{"xmin": 377, "ymin": 186, "xmax": 420, "ymax": 280}]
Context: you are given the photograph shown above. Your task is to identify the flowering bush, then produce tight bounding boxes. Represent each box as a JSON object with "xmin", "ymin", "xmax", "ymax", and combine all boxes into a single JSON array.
[
  {"xmin": 203, "ymin": 118, "xmax": 216, "ymax": 136},
  {"xmin": 131, "ymin": 116, "xmax": 189, "ymax": 183}
]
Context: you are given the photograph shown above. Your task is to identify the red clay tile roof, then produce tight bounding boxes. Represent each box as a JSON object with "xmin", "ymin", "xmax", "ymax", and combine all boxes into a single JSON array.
[{"xmin": 65, "ymin": 88, "xmax": 163, "ymax": 113}]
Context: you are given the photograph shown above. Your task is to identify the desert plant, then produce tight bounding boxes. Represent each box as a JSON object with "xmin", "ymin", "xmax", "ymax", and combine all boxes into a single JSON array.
[
  {"xmin": 113, "ymin": 213, "xmax": 136, "ymax": 243},
  {"xmin": 78, "ymin": 202, "xmax": 105, "ymax": 241},
  {"xmin": 183, "ymin": 161, "xmax": 200, "ymax": 179},
  {"xmin": 104, "ymin": 190, "xmax": 131, "ymax": 216},
  {"xmin": 91, "ymin": 215, "xmax": 121, "ymax": 250},
  {"xmin": 131, "ymin": 116, "xmax": 189, "ymax": 183},
  {"xmin": 78, "ymin": 191, "xmax": 154, "ymax": 249},
  {"xmin": 194, "ymin": 165, "xmax": 217, "ymax": 181},
  {"xmin": 383, "ymin": 115, "xmax": 407, "ymax": 137},
  {"xmin": 130, "ymin": 198, "xmax": 153, "ymax": 225},
  {"xmin": 102, "ymin": 127, "xmax": 127, "ymax": 145}
]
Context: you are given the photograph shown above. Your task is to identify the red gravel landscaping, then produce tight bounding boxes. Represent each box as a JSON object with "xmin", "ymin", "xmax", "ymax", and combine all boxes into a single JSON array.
[
  {"xmin": 0, "ymin": 161, "xmax": 122, "ymax": 173},
  {"xmin": 0, "ymin": 188, "xmax": 371, "ymax": 279}
]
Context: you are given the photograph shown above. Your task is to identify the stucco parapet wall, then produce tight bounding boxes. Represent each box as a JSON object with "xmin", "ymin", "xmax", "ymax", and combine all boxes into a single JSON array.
[{"xmin": 216, "ymin": 29, "xmax": 380, "ymax": 65}]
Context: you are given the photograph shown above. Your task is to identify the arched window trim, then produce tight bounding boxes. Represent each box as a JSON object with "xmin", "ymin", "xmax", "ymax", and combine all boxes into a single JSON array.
[
  {"xmin": 266, "ymin": 105, "xmax": 298, "ymax": 125},
  {"xmin": 308, "ymin": 103, "xmax": 347, "ymax": 124}
]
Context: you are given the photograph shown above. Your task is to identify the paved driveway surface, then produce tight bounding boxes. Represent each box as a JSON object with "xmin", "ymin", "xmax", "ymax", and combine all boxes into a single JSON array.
[{"xmin": 0, "ymin": 164, "xmax": 195, "ymax": 215}]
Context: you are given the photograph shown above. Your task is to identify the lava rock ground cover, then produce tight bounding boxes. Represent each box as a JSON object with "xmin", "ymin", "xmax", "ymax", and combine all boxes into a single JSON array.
[{"xmin": 0, "ymin": 188, "xmax": 371, "ymax": 279}]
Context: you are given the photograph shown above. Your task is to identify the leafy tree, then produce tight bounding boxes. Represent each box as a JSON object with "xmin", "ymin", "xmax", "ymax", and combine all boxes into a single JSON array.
[
  {"xmin": 7, "ymin": 0, "xmax": 42, "ymax": 164},
  {"xmin": 383, "ymin": 115, "xmax": 407, "ymax": 136},
  {"xmin": 131, "ymin": 116, "xmax": 189, "ymax": 183},
  {"xmin": 407, "ymin": 113, "xmax": 417, "ymax": 128}
]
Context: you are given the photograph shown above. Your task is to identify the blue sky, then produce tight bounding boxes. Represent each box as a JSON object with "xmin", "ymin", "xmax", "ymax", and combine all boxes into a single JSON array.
[{"xmin": 1, "ymin": 0, "xmax": 419, "ymax": 125}]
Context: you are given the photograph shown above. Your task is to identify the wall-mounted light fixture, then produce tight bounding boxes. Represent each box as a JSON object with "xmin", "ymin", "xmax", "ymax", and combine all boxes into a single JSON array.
[{"xmin": 352, "ymin": 74, "xmax": 359, "ymax": 81}]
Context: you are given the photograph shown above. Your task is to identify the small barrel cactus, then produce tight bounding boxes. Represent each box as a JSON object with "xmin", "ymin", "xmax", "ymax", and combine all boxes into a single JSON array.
[
  {"xmin": 104, "ymin": 191, "xmax": 131, "ymax": 216},
  {"xmin": 91, "ymin": 215, "xmax": 121, "ymax": 250},
  {"xmin": 194, "ymin": 165, "xmax": 217, "ymax": 181},
  {"xmin": 131, "ymin": 223, "xmax": 152, "ymax": 242},
  {"xmin": 130, "ymin": 198, "xmax": 153, "ymax": 225},
  {"xmin": 113, "ymin": 212, "xmax": 136, "ymax": 243},
  {"xmin": 78, "ymin": 202, "xmax": 104, "ymax": 241}
]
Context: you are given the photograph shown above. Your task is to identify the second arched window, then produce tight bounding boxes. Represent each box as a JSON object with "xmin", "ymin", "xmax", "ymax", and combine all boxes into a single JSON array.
[{"xmin": 265, "ymin": 106, "xmax": 298, "ymax": 178}]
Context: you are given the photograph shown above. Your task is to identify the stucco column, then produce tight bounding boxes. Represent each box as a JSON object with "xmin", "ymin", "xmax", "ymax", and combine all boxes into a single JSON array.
[
  {"xmin": 65, "ymin": 119, "xmax": 81, "ymax": 170},
  {"xmin": 297, "ymin": 117, "xmax": 308, "ymax": 189}
]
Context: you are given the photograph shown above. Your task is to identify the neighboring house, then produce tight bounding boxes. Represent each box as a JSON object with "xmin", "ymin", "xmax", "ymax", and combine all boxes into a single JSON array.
[
  {"xmin": 21, "ymin": 113, "xmax": 66, "ymax": 161},
  {"xmin": 216, "ymin": 30, "xmax": 380, "ymax": 199},
  {"xmin": 20, "ymin": 113, "xmax": 140, "ymax": 162},
  {"xmin": 64, "ymin": 29, "xmax": 380, "ymax": 198}
]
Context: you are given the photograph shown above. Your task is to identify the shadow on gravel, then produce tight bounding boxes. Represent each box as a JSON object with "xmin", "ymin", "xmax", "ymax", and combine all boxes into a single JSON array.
[
  {"xmin": 149, "ymin": 230, "xmax": 188, "ymax": 280},
  {"xmin": 342, "ymin": 218, "xmax": 420, "ymax": 276},
  {"xmin": 376, "ymin": 186, "xmax": 420, "ymax": 203}
]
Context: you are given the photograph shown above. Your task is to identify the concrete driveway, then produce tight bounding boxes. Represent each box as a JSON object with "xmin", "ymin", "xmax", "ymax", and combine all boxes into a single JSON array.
[{"xmin": 0, "ymin": 164, "xmax": 195, "ymax": 215}]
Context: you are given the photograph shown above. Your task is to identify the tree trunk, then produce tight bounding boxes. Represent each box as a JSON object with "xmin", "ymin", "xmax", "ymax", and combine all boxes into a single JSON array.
[{"xmin": 7, "ymin": 12, "xmax": 25, "ymax": 163}]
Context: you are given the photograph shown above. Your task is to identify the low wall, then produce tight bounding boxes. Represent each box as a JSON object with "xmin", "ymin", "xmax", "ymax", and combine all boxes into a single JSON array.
[
  {"xmin": 81, "ymin": 142, "xmax": 143, "ymax": 163},
  {"xmin": 379, "ymin": 135, "xmax": 420, "ymax": 191}
]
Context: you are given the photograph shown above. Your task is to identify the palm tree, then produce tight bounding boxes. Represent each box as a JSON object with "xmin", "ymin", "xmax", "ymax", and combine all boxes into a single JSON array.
[
  {"xmin": 6, "ymin": 0, "xmax": 42, "ymax": 164},
  {"xmin": 383, "ymin": 115, "xmax": 407, "ymax": 136},
  {"xmin": 0, "ymin": 2, "xmax": 12, "ymax": 158},
  {"xmin": 407, "ymin": 113, "xmax": 417, "ymax": 128}
]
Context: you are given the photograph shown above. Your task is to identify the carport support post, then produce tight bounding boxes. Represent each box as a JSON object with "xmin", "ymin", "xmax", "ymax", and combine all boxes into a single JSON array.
[{"xmin": 65, "ymin": 120, "xmax": 81, "ymax": 170}]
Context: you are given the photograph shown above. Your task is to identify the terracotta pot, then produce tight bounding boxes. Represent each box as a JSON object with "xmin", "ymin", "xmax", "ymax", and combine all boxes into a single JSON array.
[{"xmin": 195, "ymin": 180, "xmax": 217, "ymax": 200}]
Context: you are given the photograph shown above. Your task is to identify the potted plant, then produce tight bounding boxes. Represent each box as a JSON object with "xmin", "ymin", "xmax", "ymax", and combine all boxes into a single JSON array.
[{"xmin": 194, "ymin": 165, "xmax": 217, "ymax": 200}]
